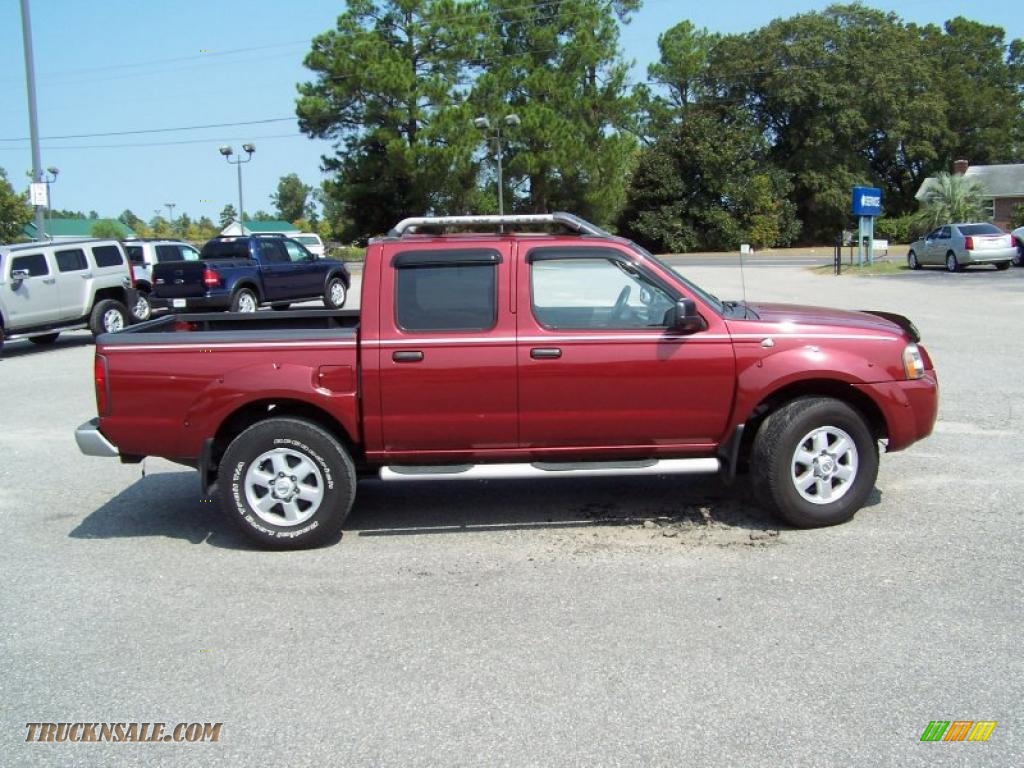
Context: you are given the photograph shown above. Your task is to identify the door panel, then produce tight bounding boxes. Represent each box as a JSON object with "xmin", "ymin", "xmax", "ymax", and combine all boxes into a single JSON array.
[
  {"xmin": 53, "ymin": 248, "xmax": 90, "ymax": 321},
  {"xmin": 377, "ymin": 246, "xmax": 516, "ymax": 455},
  {"xmin": 257, "ymin": 240, "xmax": 293, "ymax": 301},
  {"xmin": 5, "ymin": 252, "xmax": 61, "ymax": 327},
  {"xmin": 282, "ymin": 239, "xmax": 322, "ymax": 298},
  {"xmin": 517, "ymin": 248, "xmax": 736, "ymax": 452}
]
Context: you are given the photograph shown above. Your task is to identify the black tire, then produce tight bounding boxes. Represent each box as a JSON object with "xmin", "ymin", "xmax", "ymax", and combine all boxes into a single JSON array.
[
  {"xmin": 29, "ymin": 333, "xmax": 60, "ymax": 345},
  {"xmin": 751, "ymin": 397, "xmax": 878, "ymax": 529},
  {"xmin": 907, "ymin": 251, "xmax": 920, "ymax": 270},
  {"xmin": 218, "ymin": 417, "xmax": 356, "ymax": 550},
  {"xmin": 89, "ymin": 299, "xmax": 129, "ymax": 336},
  {"xmin": 271, "ymin": 304, "xmax": 291, "ymax": 311},
  {"xmin": 130, "ymin": 292, "xmax": 152, "ymax": 322},
  {"xmin": 995, "ymin": 261, "xmax": 1010, "ymax": 271},
  {"xmin": 945, "ymin": 252, "xmax": 961, "ymax": 273},
  {"xmin": 323, "ymin": 275, "xmax": 347, "ymax": 309},
  {"xmin": 231, "ymin": 287, "xmax": 259, "ymax": 313}
]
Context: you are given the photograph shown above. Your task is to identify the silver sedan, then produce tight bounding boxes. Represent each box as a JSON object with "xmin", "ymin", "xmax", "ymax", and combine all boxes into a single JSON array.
[{"xmin": 908, "ymin": 223, "xmax": 1015, "ymax": 272}]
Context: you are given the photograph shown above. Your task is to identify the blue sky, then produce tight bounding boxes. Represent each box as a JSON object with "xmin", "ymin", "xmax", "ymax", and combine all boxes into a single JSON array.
[{"xmin": 0, "ymin": 0, "xmax": 1019, "ymax": 226}]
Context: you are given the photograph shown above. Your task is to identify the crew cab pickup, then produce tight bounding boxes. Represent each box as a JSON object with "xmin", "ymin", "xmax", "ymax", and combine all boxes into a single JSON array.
[
  {"xmin": 150, "ymin": 235, "xmax": 350, "ymax": 313},
  {"xmin": 76, "ymin": 213, "xmax": 938, "ymax": 550}
]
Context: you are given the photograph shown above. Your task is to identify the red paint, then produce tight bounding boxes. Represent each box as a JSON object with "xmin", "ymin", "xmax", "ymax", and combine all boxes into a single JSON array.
[{"xmin": 93, "ymin": 232, "xmax": 938, "ymax": 468}]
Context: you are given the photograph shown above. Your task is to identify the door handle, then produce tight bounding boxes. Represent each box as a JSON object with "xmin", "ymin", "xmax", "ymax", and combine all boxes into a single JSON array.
[
  {"xmin": 43, "ymin": 278, "xmax": 56, "ymax": 284},
  {"xmin": 392, "ymin": 350, "xmax": 424, "ymax": 362},
  {"xmin": 81, "ymin": 273, "xmax": 93, "ymax": 278},
  {"xmin": 530, "ymin": 347, "xmax": 562, "ymax": 359}
]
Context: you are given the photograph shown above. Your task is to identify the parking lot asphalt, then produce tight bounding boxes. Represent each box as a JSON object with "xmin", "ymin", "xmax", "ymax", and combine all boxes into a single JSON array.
[{"xmin": 2, "ymin": 264, "xmax": 1022, "ymax": 767}]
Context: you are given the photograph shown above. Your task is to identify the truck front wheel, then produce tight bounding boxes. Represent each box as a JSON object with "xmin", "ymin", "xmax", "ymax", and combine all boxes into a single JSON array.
[
  {"xmin": 751, "ymin": 397, "xmax": 878, "ymax": 528},
  {"xmin": 218, "ymin": 417, "xmax": 356, "ymax": 549},
  {"xmin": 90, "ymin": 299, "xmax": 129, "ymax": 336}
]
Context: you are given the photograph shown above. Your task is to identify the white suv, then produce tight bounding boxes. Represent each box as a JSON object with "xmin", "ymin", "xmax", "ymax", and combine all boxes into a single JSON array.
[
  {"xmin": 123, "ymin": 239, "xmax": 201, "ymax": 320},
  {"xmin": 0, "ymin": 238, "xmax": 138, "ymax": 354},
  {"xmin": 293, "ymin": 233, "xmax": 325, "ymax": 258}
]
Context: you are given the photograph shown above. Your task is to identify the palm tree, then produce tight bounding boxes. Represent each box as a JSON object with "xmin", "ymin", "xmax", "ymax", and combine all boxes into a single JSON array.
[{"xmin": 920, "ymin": 172, "xmax": 986, "ymax": 227}]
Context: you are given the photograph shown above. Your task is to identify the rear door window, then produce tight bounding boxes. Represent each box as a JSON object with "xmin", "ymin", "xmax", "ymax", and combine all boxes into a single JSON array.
[
  {"xmin": 92, "ymin": 245, "xmax": 124, "ymax": 267},
  {"xmin": 56, "ymin": 249, "xmax": 88, "ymax": 272},
  {"xmin": 393, "ymin": 250, "xmax": 499, "ymax": 332},
  {"xmin": 11, "ymin": 253, "xmax": 49, "ymax": 277},
  {"xmin": 260, "ymin": 240, "xmax": 290, "ymax": 265}
]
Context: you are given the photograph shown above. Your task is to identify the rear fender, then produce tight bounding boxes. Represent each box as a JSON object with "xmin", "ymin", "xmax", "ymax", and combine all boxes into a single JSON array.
[{"xmin": 182, "ymin": 361, "xmax": 359, "ymax": 455}]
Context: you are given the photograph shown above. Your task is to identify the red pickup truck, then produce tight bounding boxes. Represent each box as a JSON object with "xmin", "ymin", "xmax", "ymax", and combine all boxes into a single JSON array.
[{"xmin": 76, "ymin": 213, "xmax": 938, "ymax": 549}]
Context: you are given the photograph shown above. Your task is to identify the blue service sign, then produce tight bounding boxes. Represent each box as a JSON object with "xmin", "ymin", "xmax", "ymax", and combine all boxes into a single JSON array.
[{"xmin": 852, "ymin": 186, "xmax": 882, "ymax": 216}]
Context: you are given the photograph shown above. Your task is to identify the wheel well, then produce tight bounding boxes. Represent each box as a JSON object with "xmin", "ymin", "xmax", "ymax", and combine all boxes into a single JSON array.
[
  {"xmin": 92, "ymin": 287, "xmax": 128, "ymax": 308},
  {"xmin": 208, "ymin": 399, "xmax": 359, "ymax": 483},
  {"xmin": 736, "ymin": 380, "xmax": 888, "ymax": 473},
  {"xmin": 232, "ymin": 282, "xmax": 261, "ymax": 300}
]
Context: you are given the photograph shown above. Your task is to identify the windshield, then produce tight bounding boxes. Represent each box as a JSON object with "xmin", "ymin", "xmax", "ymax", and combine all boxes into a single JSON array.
[
  {"xmin": 626, "ymin": 243, "xmax": 724, "ymax": 314},
  {"xmin": 957, "ymin": 224, "xmax": 1003, "ymax": 236}
]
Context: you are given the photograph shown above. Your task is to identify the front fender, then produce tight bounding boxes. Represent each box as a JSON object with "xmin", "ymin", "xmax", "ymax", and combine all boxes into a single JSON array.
[{"xmin": 731, "ymin": 341, "xmax": 900, "ymax": 426}]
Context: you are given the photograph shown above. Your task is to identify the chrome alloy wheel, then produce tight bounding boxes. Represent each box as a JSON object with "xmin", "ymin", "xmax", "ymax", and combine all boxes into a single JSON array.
[
  {"xmin": 244, "ymin": 447, "xmax": 325, "ymax": 526},
  {"xmin": 329, "ymin": 280, "xmax": 346, "ymax": 306},
  {"xmin": 790, "ymin": 426, "xmax": 858, "ymax": 505},
  {"xmin": 237, "ymin": 292, "xmax": 257, "ymax": 312},
  {"xmin": 133, "ymin": 295, "xmax": 151, "ymax": 321},
  {"xmin": 103, "ymin": 308, "xmax": 125, "ymax": 332}
]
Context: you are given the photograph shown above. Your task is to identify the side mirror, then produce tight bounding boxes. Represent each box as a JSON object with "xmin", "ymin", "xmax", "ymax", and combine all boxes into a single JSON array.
[
  {"xmin": 666, "ymin": 298, "xmax": 706, "ymax": 333},
  {"xmin": 10, "ymin": 269, "xmax": 29, "ymax": 287}
]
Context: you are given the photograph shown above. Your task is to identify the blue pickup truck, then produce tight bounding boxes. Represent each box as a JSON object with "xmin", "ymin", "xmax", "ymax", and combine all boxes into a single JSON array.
[{"xmin": 150, "ymin": 235, "xmax": 351, "ymax": 312}]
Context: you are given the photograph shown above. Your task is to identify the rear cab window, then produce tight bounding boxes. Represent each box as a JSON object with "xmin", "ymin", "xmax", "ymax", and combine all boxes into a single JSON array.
[
  {"xmin": 393, "ymin": 249, "xmax": 499, "ymax": 332},
  {"xmin": 200, "ymin": 239, "xmax": 252, "ymax": 259},
  {"xmin": 958, "ymin": 224, "xmax": 1003, "ymax": 236}
]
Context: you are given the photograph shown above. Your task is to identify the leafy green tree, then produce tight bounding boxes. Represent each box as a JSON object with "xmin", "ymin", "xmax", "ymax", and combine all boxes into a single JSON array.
[
  {"xmin": 51, "ymin": 208, "xmax": 86, "ymax": 219},
  {"xmin": 919, "ymin": 172, "xmax": 985, "ymax": 228},
  {"xmin": 703, "ymin": 4, "xmax": 953, "ymax": 241},
  {"xmin": 272, "ymin": 173, "xmax": 314, "ymax": 223},
  {"xmin": 618, "ymin": 106, "xmax": 799, "ymax": 252},
  {"xmin": 219, "ymin": 204, "xmax": 237, "ymax": 228},
  {"xmin": 639, "ymin": 20, "xmax": 718, "ymax": 132},
  {"xmin": 149, "ymin": 215, "xmax": 171, "ymax": 238},
  {"xmin": 90, "ymin": 220, "xmax": 123, "ymax": 239},
  {"xmin": 1009, "ymin": 204, "xmax": 1024, "ymax": 230},
  {"xmin": 119, "ymin": 209, "xmax": 144, "ymax": 232},
  {"xmin": 297, "ymin": 0, "xmax": 487, "ymax": 241},
  {"xmin": 88, "ymin": 210, "xmax": 99, "ymax": 220},
  {"xmin": 0, "ymin": 167, "xmax": 32, "ymax": 243},
  {"xmin": 470, "ymin": 0, "xmax": 641, "ymax": 223}
]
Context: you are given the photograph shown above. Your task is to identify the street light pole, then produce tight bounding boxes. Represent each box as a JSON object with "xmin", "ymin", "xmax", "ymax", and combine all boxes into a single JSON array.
[
  {"xmin": 19, "ymin": 0, "xmax": 45, "ymax": 241},
  {"xmin": 44, "ymin": 166, "xmax": 58, "ymax": 232},
  {"xmin": 219, "ymin": 144, "xmax": 255, "ymax": 233},
  {"xmin": 165, "ymin": 202, "xmax": 176, "ymax": 234},
  {"xmin": 473, "ymin": 114, "xmax": 520, "ymax": 216}
]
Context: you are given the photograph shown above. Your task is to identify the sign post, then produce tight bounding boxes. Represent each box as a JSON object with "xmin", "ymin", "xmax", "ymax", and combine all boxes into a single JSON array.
[{"xmin": 851, "ymin": 186, "xmax": 882, "ymax": 266}]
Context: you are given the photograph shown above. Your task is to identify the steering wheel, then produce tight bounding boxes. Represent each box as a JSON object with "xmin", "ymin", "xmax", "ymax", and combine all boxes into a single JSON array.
[{"xmin": 609, "ymin": 286, "xmax": 631, "ymax": 324}]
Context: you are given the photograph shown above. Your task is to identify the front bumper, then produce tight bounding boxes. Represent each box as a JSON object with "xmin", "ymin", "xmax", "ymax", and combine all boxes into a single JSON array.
[
  {"xmin": 75, "ymin": 418, "xmax": 119, "ymax": 457},
  {"xmin": 855, "ymin": 371, "xmax": 939, "ymax": 452}
]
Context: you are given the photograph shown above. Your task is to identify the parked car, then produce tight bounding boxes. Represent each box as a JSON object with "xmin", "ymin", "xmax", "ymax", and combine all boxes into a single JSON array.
[
  {"xmin": 76, "ymin": 212, "xmax": 938, "ymax": 550},
  {"xmin": 293, "ymin": 233, "xmax": 325, "ymax": 258},
  {"xmin": 123, "ymin": 238, "xmax": 201, "ymax": 321},
  {"xmin": 149, "ymin": 234, "xmax": 350, "ymax": 313},
  {"xmin": 907, "ymin": 223, "xmax": 1015, "ymax": 272},
  {"xmin": 0, "ymin": 238, "xmax": 137, "ymax": 355},
  {"xmin": 1012, "ymin": 226, "xmax": 1024, "ymax": 267}
]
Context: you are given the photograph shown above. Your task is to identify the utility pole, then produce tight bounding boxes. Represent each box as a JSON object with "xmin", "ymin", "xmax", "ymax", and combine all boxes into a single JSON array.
[{"xmin": 19, "ymin": 0, "xmax": 45, "ymax": 241}]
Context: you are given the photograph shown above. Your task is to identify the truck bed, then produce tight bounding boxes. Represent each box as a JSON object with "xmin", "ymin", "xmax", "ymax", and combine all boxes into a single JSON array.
[{"xmin": 109, "ymin": 309, "xmax": 360, "ymax": 339}]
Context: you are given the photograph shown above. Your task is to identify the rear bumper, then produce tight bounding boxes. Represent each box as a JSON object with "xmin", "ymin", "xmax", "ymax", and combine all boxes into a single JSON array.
[
  {"xmin": 153, "ymin": 294, "xmax": 232, "ymax": 311},
  {"xmin": 963, "ymin": 248, "xmax": 1015, "ymax": 264},
  {"xmin": 75, "ymin": 418, "xmax": 119, "ymax": 457},
  {"xmin": 855, "ymin": 372, "xmax": 939, "ymax": 452}
]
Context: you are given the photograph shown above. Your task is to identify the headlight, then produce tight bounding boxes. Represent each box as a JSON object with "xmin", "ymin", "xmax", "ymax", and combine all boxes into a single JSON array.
[{"xmin": 903, "ymin": 344, "xmax": 925, "ymax": 380}]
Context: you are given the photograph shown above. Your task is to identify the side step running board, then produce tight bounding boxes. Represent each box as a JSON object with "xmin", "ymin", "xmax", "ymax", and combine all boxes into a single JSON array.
[{"xmin": 379, "ymin": 458, "xmax": 720, "ymax": 482}]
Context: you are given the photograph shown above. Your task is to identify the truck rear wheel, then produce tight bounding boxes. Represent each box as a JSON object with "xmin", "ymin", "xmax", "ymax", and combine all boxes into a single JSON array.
[
  {"xmin": 323, "ymin": 276, "xmax": 347, "ymax": 309},
  {"xmin": 751, "ymin": 397, "xmax": 878, "ymax": 528},
  {"xmin": 89, "ymin": 299, "xmax": 129, "ymax": 336},
  {"xmin": 218, "ymin": 417, "xmax": 356, "ymax": 549},
  {"xmin": 231, "ymin": 288, "xmax": 259, "ymax": 313}
]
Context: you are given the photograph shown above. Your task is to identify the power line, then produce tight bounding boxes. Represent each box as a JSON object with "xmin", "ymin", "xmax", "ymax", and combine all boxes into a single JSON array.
[
  {"xmin": 0, "ymin": 117, "xmax": 296, "ymax": 143},
  {"xmin": 0, "ymin": 132, "xmax": 307, "ymax": 152}
]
